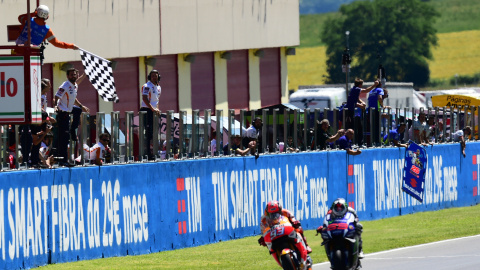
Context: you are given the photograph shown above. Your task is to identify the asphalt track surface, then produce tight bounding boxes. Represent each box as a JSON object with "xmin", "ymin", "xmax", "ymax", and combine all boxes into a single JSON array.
[{"xmin": 312, "ymin": 234, "xmax": 480, "ymax": 270}]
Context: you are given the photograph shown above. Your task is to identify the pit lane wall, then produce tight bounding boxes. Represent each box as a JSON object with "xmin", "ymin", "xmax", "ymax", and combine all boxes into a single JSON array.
[{"xmin": 1, "ymin": 143, "xmax": 479, "ymax": 268}]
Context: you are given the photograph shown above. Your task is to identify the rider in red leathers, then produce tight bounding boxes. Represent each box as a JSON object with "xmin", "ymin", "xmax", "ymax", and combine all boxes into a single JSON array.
[{"xmin": 258, "ymin": 201, "xmax": 313, "ymax": 269}]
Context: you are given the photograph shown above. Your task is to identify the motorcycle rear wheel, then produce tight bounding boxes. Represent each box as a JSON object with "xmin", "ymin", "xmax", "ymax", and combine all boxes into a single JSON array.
[{"xmin": 280, "ymin": 254, "xmax": 296, "ymax": 270}]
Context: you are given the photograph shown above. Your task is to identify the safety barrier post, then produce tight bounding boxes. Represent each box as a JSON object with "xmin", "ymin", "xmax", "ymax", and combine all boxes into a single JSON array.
[
  {"xmin": 125, "ymin": 111, "xmax": 134, "ymax": 162},
  {"xmin": 273, "ymin": 109, "xmax": 279, "ymax": 152},
  {"xmin": 192, "ymin": 110, "xmax": 199, "ymax": 158},
  {"xmin": 164, "ymin": 110, "xmax": 172, "ymax": 160},
  {"xmin": 152, "ymin": 111, "xmax": 159, "ymax": 160},
  {"xmin": 110, "ymin": 111, "xmax": 120, "ymax": 163},
  {"xmin": 304, "ymin": 108, "xmax": 310, "ymax": 151},
  {"xmin": 293, "ymin": 109, "xmax": 298, "ymax": 150},
  {"xmin": 283, "ymin": 108, "xmax": 289, "ymax": 153},
  {"xmin": 178, "ymin": 111, "xmax": 186, "ymax": 158},
  {"xmin": 203, "ymin": 109, "xmax": 211, "ymax": 156},
  {"xmin": 262, "ymin": 109, "xmax": 268, "ymax": 153},
  {"xmin": 314, "ymin": 108, "xmax": 320, "ymax": 150},
  {"xmin": 240, "ymin": 109, "xmax": 246, "ymax": 150},
  {"xmin": 138, "ymin": 110, "xmax": 146, "ymax": 161},
  {"xmin": 216, "ymin": 110, "xmax": 223, "ymax": 156}
]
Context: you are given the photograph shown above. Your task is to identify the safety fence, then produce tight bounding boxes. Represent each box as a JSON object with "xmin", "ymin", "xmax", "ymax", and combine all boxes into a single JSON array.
[
  {"xmin": 0, "ymin": 142, "xmax": 479, "ymax": 268},
  {"xmin": 1, "ymin": 105, "xmax": 479, "ymax": 170}
]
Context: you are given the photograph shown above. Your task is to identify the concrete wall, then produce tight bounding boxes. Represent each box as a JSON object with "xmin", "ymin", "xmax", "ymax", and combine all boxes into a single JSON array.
[
  {"xmin": 160, "ymin": 0, "xmax": 300, "ymax": 54},
  {"xmin": 1, "ymin": 0, "xmax": 299, "ymax": 62}
]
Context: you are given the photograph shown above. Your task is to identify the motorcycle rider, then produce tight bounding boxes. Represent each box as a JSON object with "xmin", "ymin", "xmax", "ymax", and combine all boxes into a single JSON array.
[
  {"xmin": 258, "ymin": 201, "xmax": 312, "ymax": 269},
  {"xmin": 317, "ymin": 198, "xmax": 364, "ymax": 258}
]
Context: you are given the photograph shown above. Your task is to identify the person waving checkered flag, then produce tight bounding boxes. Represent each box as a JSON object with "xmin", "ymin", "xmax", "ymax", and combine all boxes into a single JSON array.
[{"xmin": 79, "ymin": 48, "xmax": 119, "ymax": 103}]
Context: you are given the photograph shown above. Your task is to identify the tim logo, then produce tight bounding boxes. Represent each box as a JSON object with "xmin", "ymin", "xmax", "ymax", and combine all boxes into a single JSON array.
[{"xmin": 410, "ymin": 178, "xmax": 417, "ymax": 188}]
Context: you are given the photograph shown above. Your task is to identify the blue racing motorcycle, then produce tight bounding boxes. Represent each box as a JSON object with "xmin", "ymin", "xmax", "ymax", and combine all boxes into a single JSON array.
[{"xmin": 317, "ymin": 211, "xmax": 361, "ymax": 270}]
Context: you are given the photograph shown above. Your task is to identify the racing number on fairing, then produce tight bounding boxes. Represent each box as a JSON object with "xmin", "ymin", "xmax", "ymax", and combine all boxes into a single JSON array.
[{"xmin": 270, "ymin": 225, "xmax": 285, "ymax": 238}]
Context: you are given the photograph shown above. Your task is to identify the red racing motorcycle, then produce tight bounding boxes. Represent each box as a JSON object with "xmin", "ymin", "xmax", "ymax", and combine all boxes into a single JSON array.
[{"xmin": 263, "ymin": 214, "xmax": 312, "ymax": 270}]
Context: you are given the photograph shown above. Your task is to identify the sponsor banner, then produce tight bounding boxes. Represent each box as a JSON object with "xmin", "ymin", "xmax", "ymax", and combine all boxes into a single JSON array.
[
  {"xmin": 0, "ymin": 143, "xmax": 479, "ymax": 268},
  {"xmin": 402, "ymin": 142, "xmax": 427, "ymax": 202},
  {"xmin": 0, "ymin": 56, "xmax": 25, "ymax": 123}
]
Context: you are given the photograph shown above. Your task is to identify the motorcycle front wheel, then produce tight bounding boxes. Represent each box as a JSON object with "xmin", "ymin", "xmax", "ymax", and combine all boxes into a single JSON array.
[
  {"xmin": 331, "ymin": 249, "xmax": 346, "ymax": 270},
  {"xmin": 280, "ymin": 253, "xmax": 296, "ymax": 270}
]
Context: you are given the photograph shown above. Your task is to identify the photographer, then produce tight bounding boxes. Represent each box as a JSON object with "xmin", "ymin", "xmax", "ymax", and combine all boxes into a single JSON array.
[{"xmin": 29, "ymin": 112, "xmax": 53, "ymax": 168}]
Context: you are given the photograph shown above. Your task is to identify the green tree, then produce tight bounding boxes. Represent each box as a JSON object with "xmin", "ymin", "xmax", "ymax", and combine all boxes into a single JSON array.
[{"xmin": 321, "ymin": 0, "xmax": 439, "ymax": 86}]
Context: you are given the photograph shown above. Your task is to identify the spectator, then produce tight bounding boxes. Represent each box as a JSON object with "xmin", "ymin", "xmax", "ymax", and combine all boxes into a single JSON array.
[
  {"xmin": 210, "ymin": 130, "xmax": 217, "ymax": 155},
  {"xmin": 426, "ymin": 115, "xmax": 439, "ymax": 143},
  {"xmin": 367, "ymin": 83, "xmax": 388, "ymax": 146},
  {"xmin": 80, "ymin": 133, "xmax": 111, "ymax": 165},
  {"xmin": 39, "ymin": 132, "xmax": 55, "ymax": 168},
  {"xmin": 70, "ymin": 73, "xmax": 88, "ymax": 141},
  {"xmin": 316, "ymin": 119, "xmax": 345, "ymax": 150},
  {"xmin": 286, "ymin": 136, "xmax": 299, "ymax": 152},
  {"xmin": 411, "ymin": 111, "xmax": 429, "ymax": 146},
  {"xmin": 346, "ymin": 78, "xmax": 379, "ymax": 145},
  {"xmin": 29, "ymin": 112, "xmax": 52, "ymax": 168},
  {"xmin": 140, "ymin": 70, "xmax": 161, "ymax": 160},
  {"xmin": 384, "ymin": 122, "xmax": 408, "ymax": 148},
  {"xmin": 452, "ymin": 126, "xmax": 471, "ymax": 157},
  {"xmin": 337, "ymin": 129, "xmax": 362, "ymax": 155},
  {"xmin": 40, "ymin": 79, "xmax": 57, "ymax": 126},
  {"xmin": 54, "ymin": 67, "xmax": 89, "ymax": 166},
  {"xmin": 244, "ymin": 117, "xmax": 262, "ymax": 148},
  {"xmin": 16, "ymin": 5, "xmax": 79, "ymax": 49},
  {"xmin": 223, "ymin": 135, "xmax": 251, "ymax": 156}
]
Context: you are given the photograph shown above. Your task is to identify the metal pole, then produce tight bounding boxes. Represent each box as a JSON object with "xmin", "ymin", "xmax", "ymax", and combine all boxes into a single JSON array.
[
  {"xmin": 125, "ymin": 111, "xmax": 134, "ymax": 162},
  {"xmin": 228, "ymin": 109, "xmax": 234, "ymax": 153},
  {"xmin": 79, "ymin": 112, "xmax": 89, "ymax": 165},
  {"xmin": 273, "ymin": 109, "xmax": 279, "ymax": 152},
  {"xmin": 216, "ymin": 110, "xmax": 222, "ymax": 156},
  {"xmin": 283, "ymin": 109, "xmax": 289, "ymax": 153},
  {"xmin": 111, "ymin": 111, "xmax": 119, "ymax": 163},
  {"xmin": 293, "ymin": 109, "xmax": 298, "ymax": 150},
  {"xmin": 138, "ymin": 111, "xmax": 146, "ymax": 161},
  {"xmin": 192, "ymin": 110, "xmax": 199, "ymax": 157},
  {"xmin": 179, "ymin": 111, "xmax": 186, "ymax": 158},
  {"xmin": 240, "ymin": 109, "xmax": 246, "ymax": 150},
  {"xmin": 434, "ymin": 107, "xmax": 439, "ymax": 143},
  {"xmin": 152, "ymin": 111, "xmax": 159, "ymax": 159},
  {"xmin": 304, "ymin": 108, "xmax": 310, "ymax": 151},
  {"xmin": 314, "ymin": 108, "xmax": 319, "ymax": 150},
  {"xmin": 443, "ymin": 107, "xmax": 447, "ymax": 143},
  {"xmin": 262, "ymin": 109, "xmax": 268, "ymax": 153}
]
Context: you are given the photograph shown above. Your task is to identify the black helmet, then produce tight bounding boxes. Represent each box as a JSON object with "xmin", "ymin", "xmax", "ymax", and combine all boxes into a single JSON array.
[{"xmin": 331, "ymin": 198, "xmax": 348, "ymax": 217}]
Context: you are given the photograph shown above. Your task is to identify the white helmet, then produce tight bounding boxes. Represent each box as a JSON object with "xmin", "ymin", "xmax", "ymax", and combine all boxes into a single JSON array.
[{"xmin": 36, "ymin": 5, "xmax": 49, "ymax": 20}]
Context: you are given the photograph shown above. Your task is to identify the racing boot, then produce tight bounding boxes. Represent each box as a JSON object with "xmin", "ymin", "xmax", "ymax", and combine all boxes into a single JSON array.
[
  {"xmin": 358, "ymin": 241, "xmax": 365, "ymax": 259},
  {"xmin": 306, "ymin": 255, "xmax": 313, "ymax": 270},
  {"xmin": 301, "ymin": 234, "xmax": 312, "ymax": 254}
]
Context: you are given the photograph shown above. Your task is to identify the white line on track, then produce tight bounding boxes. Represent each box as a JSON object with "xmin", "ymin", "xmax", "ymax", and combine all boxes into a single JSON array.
[{"xmin": 313, "ymin": 234, "xmax": 480, "ymax": 267}]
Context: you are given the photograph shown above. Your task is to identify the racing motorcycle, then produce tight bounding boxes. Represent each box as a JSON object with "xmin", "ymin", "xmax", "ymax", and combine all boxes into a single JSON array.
[
  {"xmin": 317, "ymin": 211, "xmax": 361, "ymax": 270},
  {"xmin": 264, "ymin": 214, "xmax": 312, "ymax": 270}
]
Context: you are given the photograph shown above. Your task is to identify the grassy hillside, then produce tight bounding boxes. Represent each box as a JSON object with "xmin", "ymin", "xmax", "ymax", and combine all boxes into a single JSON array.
[
  {"xmin": 288, "ymin": 30, "xmax": 480, "ymax": 91},
  {"xmin": 291, "ymin": 0, "xmax": 480, "ymax": 90},
  {"xmin": 431, "ymin": 0, "xmax": 480, "ymax": 33},
  {"xmin": 299, "ymin": 0, "xmax": 480, "ymax": 48}
]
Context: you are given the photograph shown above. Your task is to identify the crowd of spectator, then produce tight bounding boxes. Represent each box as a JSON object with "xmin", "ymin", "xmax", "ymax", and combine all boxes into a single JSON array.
[{"xmin": 0, "ymin": 72, "xmax": 476, "ymax": 170}]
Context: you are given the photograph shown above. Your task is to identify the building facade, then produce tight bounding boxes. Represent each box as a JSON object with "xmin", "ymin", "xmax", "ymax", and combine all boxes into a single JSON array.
[{"xmin": 1, "ymin": 0, "xmax": 299, "ymax": 115}]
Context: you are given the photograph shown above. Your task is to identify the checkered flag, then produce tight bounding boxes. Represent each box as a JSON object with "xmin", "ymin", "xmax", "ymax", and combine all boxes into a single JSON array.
[{"xmin": 79, "ymin": 49, "xmax": 119, "ymax": 103}]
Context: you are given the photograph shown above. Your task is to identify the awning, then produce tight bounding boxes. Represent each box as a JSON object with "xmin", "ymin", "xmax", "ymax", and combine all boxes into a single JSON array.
[{"xmin": 431, "ymin": 94, "xmax": 480, "ymax": 108}]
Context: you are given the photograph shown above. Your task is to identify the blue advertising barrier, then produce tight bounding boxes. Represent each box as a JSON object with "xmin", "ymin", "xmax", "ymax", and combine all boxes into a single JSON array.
[{"xmin": 0, "ymin": 142, "xmax": 479, "ymax": 268}]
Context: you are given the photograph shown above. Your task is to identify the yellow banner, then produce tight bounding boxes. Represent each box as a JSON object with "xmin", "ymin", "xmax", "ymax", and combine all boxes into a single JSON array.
[{"xmin": 431, "ymin": 94, "xmax": 480, "ymax": 108}]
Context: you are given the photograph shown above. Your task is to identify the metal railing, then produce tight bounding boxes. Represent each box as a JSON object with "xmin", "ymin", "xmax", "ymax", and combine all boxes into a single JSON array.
[{"xmin": 1, "ymin": 106, "xmax": 477, "ymax": 170}]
